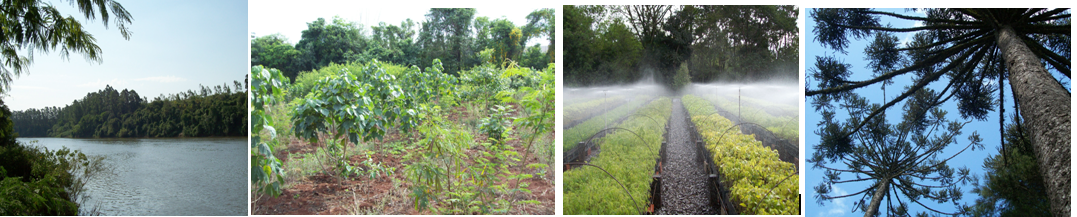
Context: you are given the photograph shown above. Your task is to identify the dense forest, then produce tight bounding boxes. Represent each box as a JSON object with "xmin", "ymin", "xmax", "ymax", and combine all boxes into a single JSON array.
[
  {"xmin": 564, "ymin": 5, "xmax": 798, "ymax": 87},
  {"xmin": 251, "ymin": 8, "xmax": 555, "ymax": 81},
  {"xmin": 11, "ymin": 81, "xmax": 247, "ymax": 138}
]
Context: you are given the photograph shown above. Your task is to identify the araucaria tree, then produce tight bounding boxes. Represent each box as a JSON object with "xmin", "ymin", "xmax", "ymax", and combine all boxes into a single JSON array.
[
  {"xmin": 811, "ymin": 87, "xmax": 983, "ymax": 216},
  {"xmin": 806, "ymin": 8, "xmax": 1070, "ymax": 217}
]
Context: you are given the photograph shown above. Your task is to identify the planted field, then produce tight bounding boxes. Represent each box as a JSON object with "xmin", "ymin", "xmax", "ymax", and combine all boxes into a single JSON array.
[
  {"xmin": 564, "ymin": 85, "xmax": 800, "ymax": 215},
  {"xmin": 562, "ymin": 97, "xmax": 651, "ymax": 153},
  {"xmin": 251, "ymin": 60, "xmax": 555, "ymax": 215},
  {"xmin": 563, "ymin": 96, "xmax": 626, "ymax": 129},
  {"xmin": 683, "ymin": 95, "xmax": 799, "ymax": 214},
  {"xmin": 699, "ymin": 93, "xmax": 798, "ymax": 143},
  {"xmin": 564, "ymin": 98, "xmax": 671, "ymax": 214}
]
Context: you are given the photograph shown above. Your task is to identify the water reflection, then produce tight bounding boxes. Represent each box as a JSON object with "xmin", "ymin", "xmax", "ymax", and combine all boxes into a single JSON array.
[{"xmin": 19, "ymin": 137, "xmax": 246, "ymax": 216}]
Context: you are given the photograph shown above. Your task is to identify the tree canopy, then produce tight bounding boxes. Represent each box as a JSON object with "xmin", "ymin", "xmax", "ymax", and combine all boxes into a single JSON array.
[
  {"xmin": 12, "ymin": 82, "xmax": 247, "ymax": 138},
  {"xmin": 0, "ymin": 0, "xmax": 133, "ymax": 93},
  {"xmin": 251, "ymin": 34, "xmax": 303, "ymax": 79},
  {"xmin": 250, "ymin": 8, "xmax": 554, "ymax": 80},
  {"xmin": 564, "ymin": 5, "xmax": 798, "ymax": 88}
]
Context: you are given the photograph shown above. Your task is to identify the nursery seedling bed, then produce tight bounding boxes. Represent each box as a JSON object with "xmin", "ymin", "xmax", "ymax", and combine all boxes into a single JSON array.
[
  {"xmin": 563, "ymin": 97, "xmax": 658, "ymax": 168},
  {"xmin": 564, "ymin": 99, "xmax": 628, "ymax": 129},
  {"xmin": 709, "ymin": 100, "xmax": 799, "ymax": 169}
]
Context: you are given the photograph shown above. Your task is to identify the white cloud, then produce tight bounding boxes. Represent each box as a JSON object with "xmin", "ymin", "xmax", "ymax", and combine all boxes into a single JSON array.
[
  {"xmin": 899, "ymin": 11, "xmax": 926, "ymax": 47},
  {"xmin": 77, "ymin": 79, "xmax": 127, "ymax": 88},
  {"xmin": 135, "ymin": 76, "xmax": 187, "ymax": 83},
  {"xmin": 826, "ymin": 186, "xmax": 850, "ymax": 216}
]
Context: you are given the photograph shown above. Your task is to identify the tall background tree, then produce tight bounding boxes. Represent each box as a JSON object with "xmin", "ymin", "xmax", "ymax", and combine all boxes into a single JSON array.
[
  {"xmin": 563, "ymin": 5, "xmax": 798, "ymax": 88},
  {"xmin": 968, "ymin": 114, "xmax": 1050, "ymax": 217},
  {"xmin": 524, "ymin": 8, "xmax": 555, "ymax": 64},
  {"xmin": 250, "ymin": 8, "xmax": 554, "ymax": 78},
  {"xmin": 14, "ymin": 82, "xmax": 248, "ymax": 138},
  {"xmin": 418, "ymin": 8, "xmax": 475, "ymax": 74},
  {"xmin": 250, "ymin": 33, "xmax": 303, "ymax": 81},
  {"xmin": 370, "ymin": 19, "xmax": 420, "ymax": 68},
  {"xmin": 295, "ymin": 17, "xmax": 368, "ymax": 71},
  {"xmin": 806, "ymin": 8, "xmax": 1070, "ymax": 217}
]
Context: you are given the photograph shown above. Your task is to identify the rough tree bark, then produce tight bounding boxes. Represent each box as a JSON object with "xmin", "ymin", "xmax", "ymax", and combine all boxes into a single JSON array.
[
  {"xmin": 996, "ymin": 25, "xmax": 1071, "ymax": 217},
  {"xmin": 864, "ymin": 178, "xmax": 889, "ymax": 217}
]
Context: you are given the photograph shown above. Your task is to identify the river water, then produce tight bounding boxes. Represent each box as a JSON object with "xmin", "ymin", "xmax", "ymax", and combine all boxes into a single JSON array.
[{"xmin": 18, "ymin": 137, "xmax": 247, "ymax": 216}]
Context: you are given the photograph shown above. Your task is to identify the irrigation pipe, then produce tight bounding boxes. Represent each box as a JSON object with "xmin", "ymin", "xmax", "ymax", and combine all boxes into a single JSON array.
[{"xmin": 563, "ymin": 162, "xmax": 645, "ymax": 214}]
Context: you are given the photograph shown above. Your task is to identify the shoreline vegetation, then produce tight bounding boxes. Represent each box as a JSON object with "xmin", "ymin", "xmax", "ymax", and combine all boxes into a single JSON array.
[
  {"xmin": 11, "ymin": 82, "xmax": 248, "ymax": 138},
  {"xmin": 0, "ymin": 100, "xmax": 109, "ymax": 215}
]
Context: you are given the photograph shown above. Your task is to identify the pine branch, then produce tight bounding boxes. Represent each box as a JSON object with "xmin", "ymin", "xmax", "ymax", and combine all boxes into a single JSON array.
[
  {"xmin": 896, "ymin": 29, "xmax": 989, "ymax": 52},
  {"xmin": 807, "ymin": 36, "xmax": 990, "ymax": 96},
  {"xmin": 859, "ymin": 10, "xmax": 981, "ymax": 25},
  {"xmin": 836, "ymin": 23, "xmax": 987, "ymax": 33}
]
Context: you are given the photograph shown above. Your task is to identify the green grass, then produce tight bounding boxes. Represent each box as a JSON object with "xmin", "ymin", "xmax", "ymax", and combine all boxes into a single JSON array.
[{"xmin": 282, "ymin": 148, "xmax": 331, "ymax": 187}]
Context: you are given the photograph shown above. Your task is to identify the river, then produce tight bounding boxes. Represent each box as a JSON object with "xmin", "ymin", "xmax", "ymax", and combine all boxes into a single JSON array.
[{"xmin": 18, "ymin": 137, "xmax": 247, "ymax": 216}]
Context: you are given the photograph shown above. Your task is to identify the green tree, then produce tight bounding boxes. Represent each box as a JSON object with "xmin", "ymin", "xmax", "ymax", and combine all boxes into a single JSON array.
[
  {"xmin": 490, "ymin": 19, "xmax": 522, "ymax": 66},
  {"xmin": 806, "ymin": 9, "xmax": 1070, "ymax": 216},
  {"xmin": 519, "ymin": 44, "xmax": 548, "ymax": 70},
  {"xmin": 251, "ymin": 34, "xmax": 303, "ymax": 81},
  {"xmin": 594, "ymin": 16, "xmax": 643, "ymax": 84},
  {"xmin": 524, "ymin": 8, "xmax": 555, "ymax": 63},
  {"xmin": 811, "ymin": 88, "xmax": 983, "ymax": 217},
  {"xmin": 625, "ymin": 5, "xmax": 680, "ymax": 86},
  {"xmin": 0, "ymin": 0, "xmax": 133, "ymax": 92},
  {"xmin": 418, "ymin": 8, "xmax": 475, "ymax": 74},
  {"xmin": 563, "ymin": 5, "xmax": 643, "ymax": 85},
  {"xmin": 690, "ymin": 5, "xmax": 799, "ymax": 81},
  {"xmin": 370, "ymin": 19, "xmax": 420, "ymax": 67},
  {"xmin": 968, "ymin": 114, "xmax": 1050, "ymax": 217},
  {"xmin": 295, "ymin": 16, "xmax": 367, "ymax": 71},
  {"xmin": 563, "ymin": 5, "xmax": 601, "ymax": 84}
]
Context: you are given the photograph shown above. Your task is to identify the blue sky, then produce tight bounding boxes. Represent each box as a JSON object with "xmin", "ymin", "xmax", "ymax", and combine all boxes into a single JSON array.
[
  {"xmin": 5, "ymin": 0, "xmax": 248, "ymax": 111},
  {"xmin": 248, "ymin": 1, "xmax": 552, "ymax": 48},
  {"xmin": 803, "ymin": 8, "xmax": 1070, "ymax": 217}
]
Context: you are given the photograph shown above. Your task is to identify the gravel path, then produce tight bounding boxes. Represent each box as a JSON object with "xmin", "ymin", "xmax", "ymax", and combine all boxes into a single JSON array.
[{"xmin": 657, "ymin": 98, "xmax": 717, "ymax": 214}]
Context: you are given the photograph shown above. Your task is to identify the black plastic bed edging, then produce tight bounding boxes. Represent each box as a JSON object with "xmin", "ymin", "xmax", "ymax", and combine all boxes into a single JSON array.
[{"xmin": 646, "ymin": 118, "xmax": 673, "ymax": 214}]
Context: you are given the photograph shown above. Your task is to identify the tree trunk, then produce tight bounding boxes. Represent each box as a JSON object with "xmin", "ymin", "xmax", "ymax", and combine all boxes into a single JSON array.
[
  {"xmin": 996, "ymin": 25, "xmax": 1071, "ymax": 217},
  {"xmin": 864, "ymin": 178, "xmax": 889, "ymax": 217}
]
